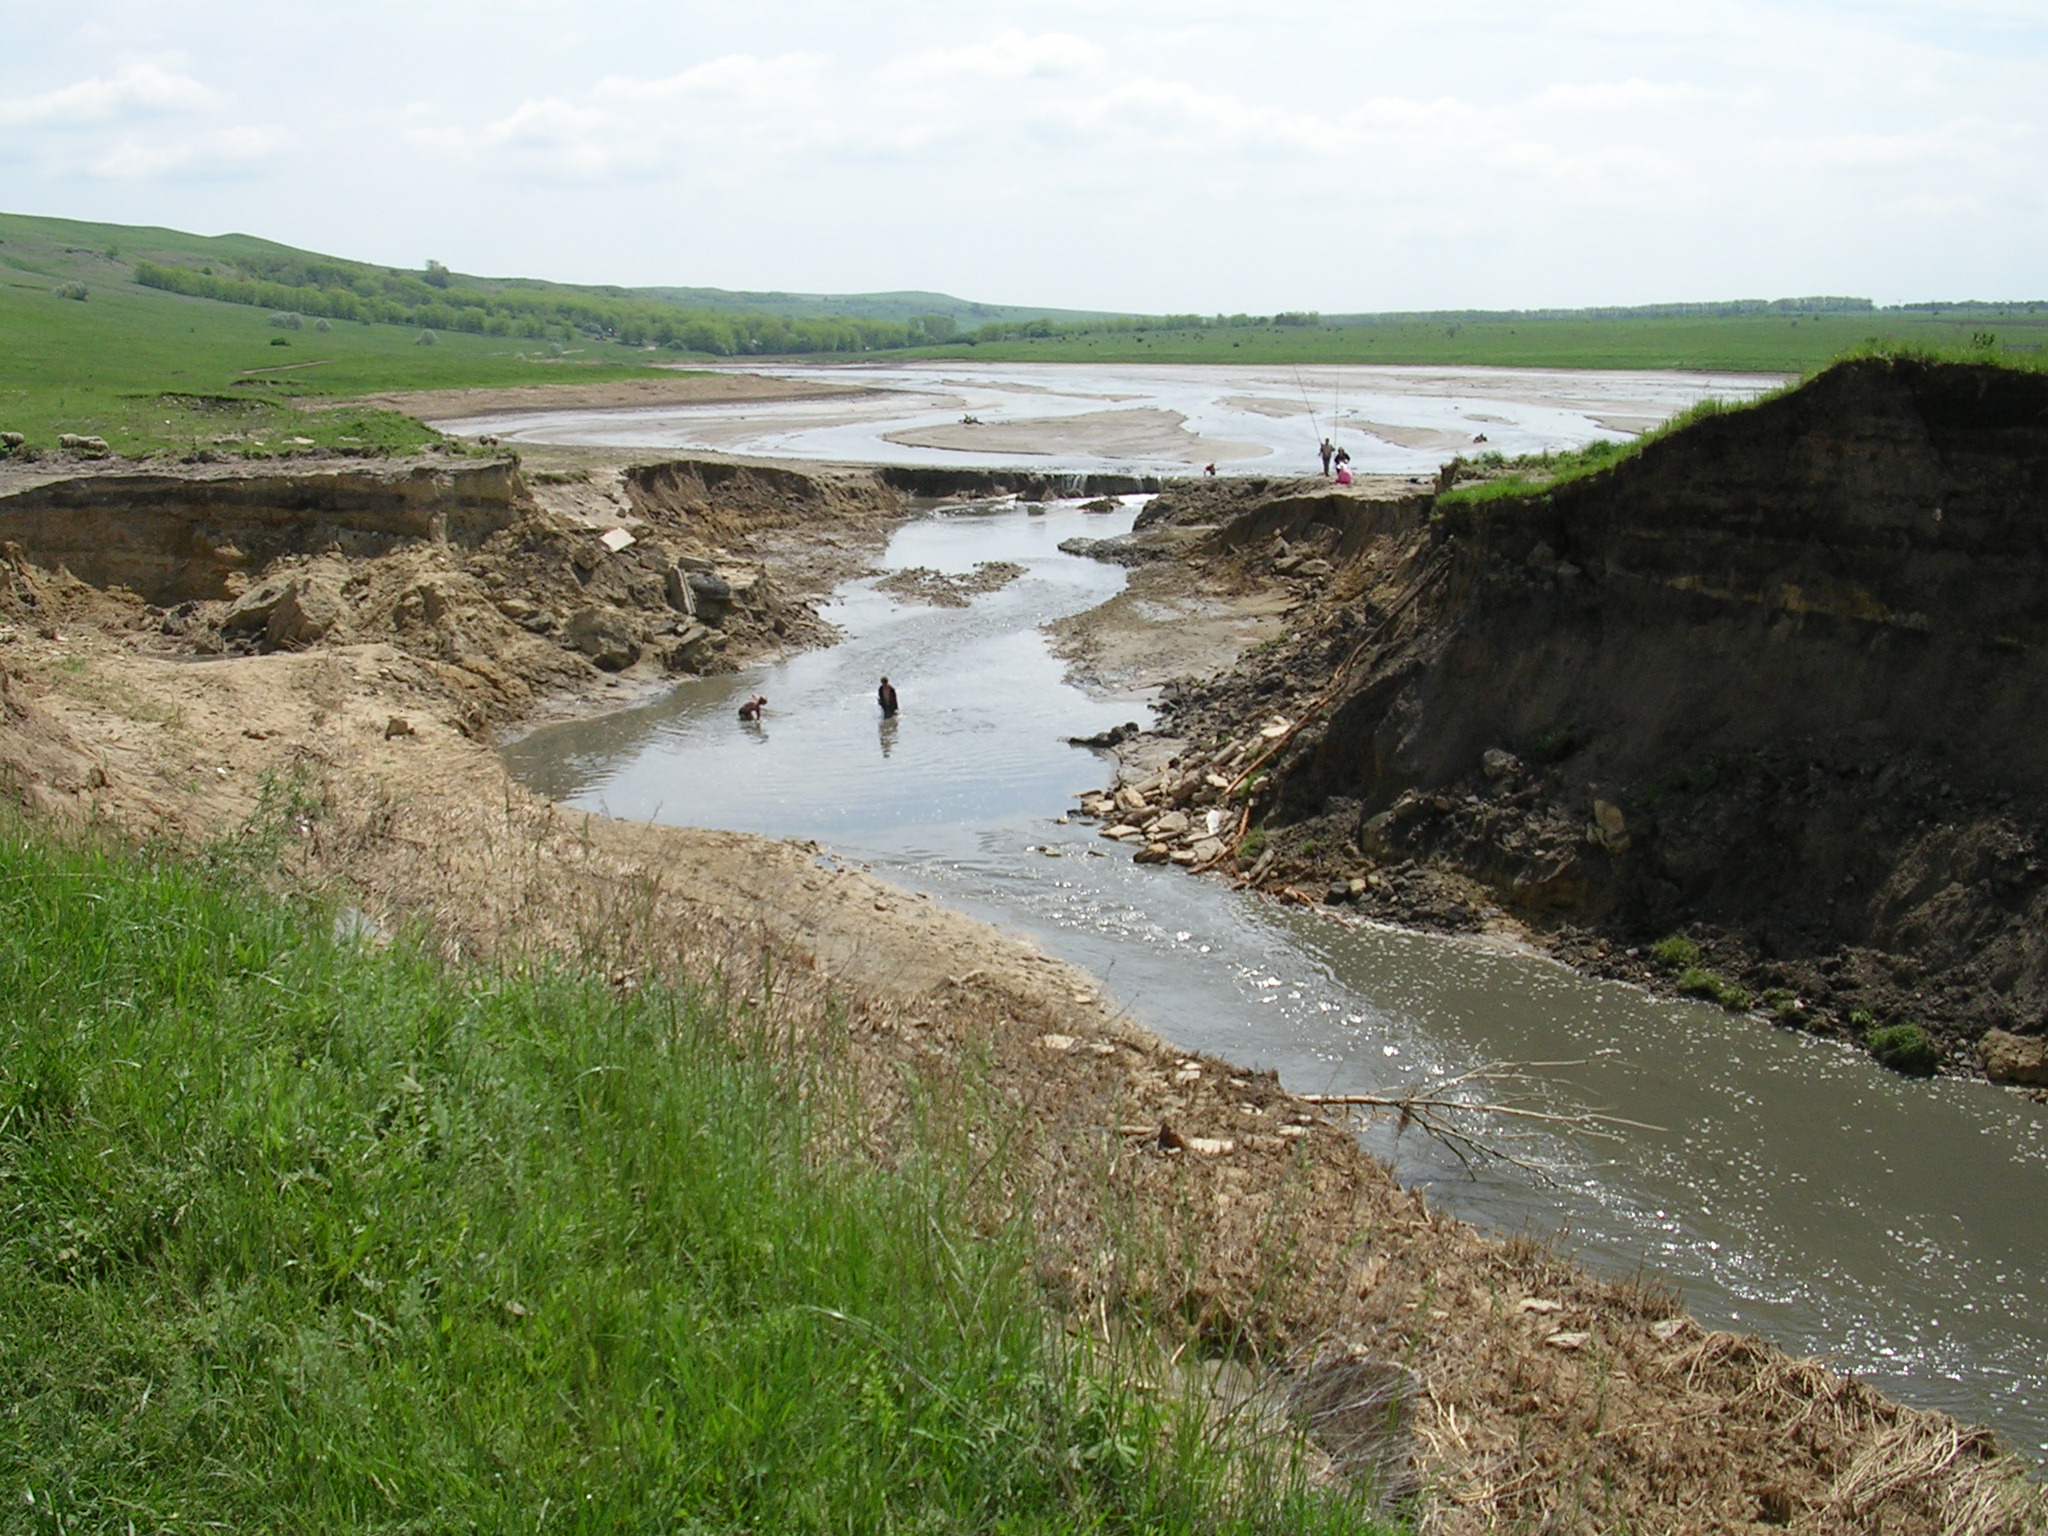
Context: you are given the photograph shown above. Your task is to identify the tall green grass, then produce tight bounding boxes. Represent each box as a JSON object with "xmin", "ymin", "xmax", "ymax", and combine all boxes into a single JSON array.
[{"xmin": 0, "ymin": 827, "xmax": 1387, "ymax": 1534}]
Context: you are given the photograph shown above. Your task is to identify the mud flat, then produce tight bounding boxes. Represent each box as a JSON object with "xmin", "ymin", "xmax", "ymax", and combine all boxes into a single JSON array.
[{"xmin": 1, "ymin": 444, "xmax": 2043, "ymax": 1534}]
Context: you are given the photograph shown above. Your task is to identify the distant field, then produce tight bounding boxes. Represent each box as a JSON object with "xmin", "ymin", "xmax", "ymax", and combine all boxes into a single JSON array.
[
  {"xmin": 0, "ymin": 214, "xmax": 667, "ymax": 456},
  {"xmin": 904, "ymin": 312, "xmax": 2048, "ymax": 373}
]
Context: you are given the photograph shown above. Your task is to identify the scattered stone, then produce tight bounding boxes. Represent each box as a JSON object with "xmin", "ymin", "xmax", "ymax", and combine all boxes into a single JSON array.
[
  {"xmin": 1114, "ymin": 785, "xmax": 1148, "ymax": 812},
  {"xmin": 1101, "ymin": 823, "xmax": 1142, "ymax": 841},
  {"xmin": 221, "ymin": 575, "xmax": 296, "ymax": 633},
  {"xmin": 1259, "ymin": 718, "xmax": 1292, "ymax": 739},
  {"xmin": 1149, "ymin": 809, "xmax": 1191, "ymax": 838},
  {"xmin": 1185, "ymin": 1136, "xmax": 1236, "ymax": 1156},
  {"xmin": 1189, "ymin": 837, "xmax": 1226, "ymax": 864},
  {"xmin": 1035, "ymin": 1033, "xmax": 1079, "ymax": 1052},
  {"xmin": 1650, "ymin": 1318, "xmax": 1692, "ymax": 1342},
  {"xmin": 384, "ymin": 716, "xmax": 415, "ymax": 739},
  {"xmin": 1545, "ymin": 1331, "xmax": 1592, "ymax": 1351},
  {"xmin": 598, "ymin": 527, "xmax": 636, "ymax": 554},
  {"xmin": 1482, "ymin": 747, "xmax": 1516, "ymax": 779},
  {"xmin": 1134, "ymin": 843, "xmax": 1171, "ymax": 864}
]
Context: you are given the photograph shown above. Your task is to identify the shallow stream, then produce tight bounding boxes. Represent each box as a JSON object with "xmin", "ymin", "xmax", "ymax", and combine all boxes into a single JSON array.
[{"xmin": 504, "ymin": 498, "xmax": 2048, "ymax": 1458}]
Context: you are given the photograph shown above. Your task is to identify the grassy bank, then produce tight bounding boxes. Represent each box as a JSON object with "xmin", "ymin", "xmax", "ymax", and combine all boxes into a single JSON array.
[{"xmin": 0, "ymin": 825, "xmax": 1385, "ymax": 1533}]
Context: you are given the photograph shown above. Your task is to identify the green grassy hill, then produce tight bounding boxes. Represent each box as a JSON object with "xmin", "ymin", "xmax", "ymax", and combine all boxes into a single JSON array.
[{"xmin": 0, "ymin": 212, "xmax": 673, "ymax": 457}]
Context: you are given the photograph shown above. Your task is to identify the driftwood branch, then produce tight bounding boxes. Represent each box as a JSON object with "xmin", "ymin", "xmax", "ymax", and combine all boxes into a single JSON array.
[{"xmin": 1298, "ymin": 1062, "xmax": 1666, "ymax": 1179}]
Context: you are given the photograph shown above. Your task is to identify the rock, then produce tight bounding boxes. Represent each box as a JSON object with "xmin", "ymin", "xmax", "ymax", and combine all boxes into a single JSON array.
[
  {"xmin": 496, "ymin": 598, "xmax": 538, "ymax": 622},
  {"xmin": 1325, "ymin": 882, "xmax": 1353, "ymax": 905},
  {"xmin": 1134, "ymin": 843, "xmax": 1171, "ymax": 864},
  {"xmin": 1544, "ymin": 1331, "xmax": 1591, "ymax": 1351},
  {"xmin": 564, "ymin": 606, "xmax": 642, "ymax": 671},
  {"xmin": 1101, "ymin": 823, "xmax": 1143, "ymax": 841},
  {"xmin": 221, "ymin": 575, "xmax": 297, "ymax": 632},
  {"xmin": 1150, "ymin": 809, "xmax": 1191, "ymax": 838},
  {"xmin": 1170, "ymin": 849, "xmax": 1198, "ymax": 865},
  {"xmin": 384, "ymin": 716, "xmax": 414, "ymax": 739},
  {"xmin": 1189, "ymin": 837, "xmax": 1227, "ymax": 864},
  {"xmin": 1259, "ymin": 718, "xmax": 1292, "ymax": 739},
  {"xmin": 1482, "ymin": 747, "xmax": 1517, "ymax": 779},
  {"xmin": 264, "ymin": 579, "xmax": 343, "ymax": 649},
  {"xmin": 1526, "ymin": 542, "xmax": 1558, "ymax": 571},
  {"xmin": 1348, "ymin": 876, "xmax": 1368, "ymax": 897},
  {"xmin": 1980, "ymin": 1028, "xmax": 2048, "ymax": 1085},
  {"xmin": 1298, "ymin": 558, "xmax": 1334, "ymax": 577},
  {"xmin": 1591, "ymin": 799, "xmax": 1630, "ymax": 852},
  {"xmin": 1185, "ymin": 1136, "xmax": 1236, "ymax": 1156},
  {"xmin": 1035, "ymin": 1034, "xmax": 1079, "ymax": 1052},
  {"xmin": 1068, "ymin": 721, "xmax": 1142, "ymax": 749},
  {"xmin": 598, "ymin": 527, "xmax": 636, "ymax": 554},
  {"xmin": 672, "ymin": 573, "xmax": 706, "ymax": 616},
  {"xmin": 1115, "ymin": 786, "xmax": 1148, "ymax": 813}
]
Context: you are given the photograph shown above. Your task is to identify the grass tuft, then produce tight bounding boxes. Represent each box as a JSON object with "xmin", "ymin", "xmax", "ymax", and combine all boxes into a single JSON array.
[{"xmin": 1867, "ymin": 1022, "xmax": 1939, "ymax": 1077}]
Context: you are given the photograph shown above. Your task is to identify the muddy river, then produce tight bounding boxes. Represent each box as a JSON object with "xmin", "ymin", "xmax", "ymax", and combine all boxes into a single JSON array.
[{"xmin": 503, "ymin": 497, "xmax": 2048, "ymax": 1459}]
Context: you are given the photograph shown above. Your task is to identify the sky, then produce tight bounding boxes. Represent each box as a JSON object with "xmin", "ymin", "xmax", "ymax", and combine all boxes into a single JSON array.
[{"xmin": 2, "ymin": 1, "xmax": 2044, "ymax": 313}]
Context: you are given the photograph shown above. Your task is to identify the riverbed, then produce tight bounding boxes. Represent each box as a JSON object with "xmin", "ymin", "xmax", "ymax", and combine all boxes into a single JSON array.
[
  {"xmin": 445, "ymin": 360, "xmax": 1781, "ymax": 478},
  {"xmin": 502, "ymin": 494, "xmax": 2048, "ymax": 1459}
]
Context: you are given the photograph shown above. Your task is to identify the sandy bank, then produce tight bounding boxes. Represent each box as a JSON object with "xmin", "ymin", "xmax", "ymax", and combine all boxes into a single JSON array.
[
  {"xmin": 346, "ymin": 368, "xmax": 879, "ymax": 423},
  {"xmin": 885, "ymin": 406, "xmax": 1268, "ymax": 465}
]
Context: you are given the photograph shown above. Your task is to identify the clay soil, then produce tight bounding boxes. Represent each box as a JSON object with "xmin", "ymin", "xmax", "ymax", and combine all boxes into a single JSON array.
[{"xmin": 1, "ymin": 449, "xmax": 2042, "ymax": 1534}]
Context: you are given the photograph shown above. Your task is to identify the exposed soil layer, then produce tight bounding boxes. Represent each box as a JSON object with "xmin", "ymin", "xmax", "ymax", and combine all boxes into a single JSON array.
[
  {"xmin": 1, "ymin": 443, "xmax": 2042, "ymax": 1533},
  {"xmin": 1070, "ymin": 359, "xmax": 2048, "ymax": 1088}
]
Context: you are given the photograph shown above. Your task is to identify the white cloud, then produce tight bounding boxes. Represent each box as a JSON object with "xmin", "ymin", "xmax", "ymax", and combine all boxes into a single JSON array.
[
  {"xmin": 0, "ymin": 4, "xmax": 2042, "ymax": 307},
  {"xmin": 0, "ymin": 60, "xmax": 215, "ymax": 126},
  {"xmin": 85, "ymin": 124, "xmax": 290, "ymax": 179}
]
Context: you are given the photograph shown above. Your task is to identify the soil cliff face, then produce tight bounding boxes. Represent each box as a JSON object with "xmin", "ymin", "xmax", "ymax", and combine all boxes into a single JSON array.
[{"xmin": 1160, "ymin": 359, "xmax": 2048, "ymax": 1066}]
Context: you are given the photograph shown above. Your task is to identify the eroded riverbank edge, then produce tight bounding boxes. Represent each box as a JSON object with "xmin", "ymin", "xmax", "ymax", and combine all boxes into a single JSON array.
[{"xmin": 1, "ymin": 444, "xmax": 2040, "ymax": 1534}]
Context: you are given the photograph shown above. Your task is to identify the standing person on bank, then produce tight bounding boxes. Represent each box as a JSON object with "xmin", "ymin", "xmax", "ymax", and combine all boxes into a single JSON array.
[{"xmin": 877, "ymin": 676, "xmax": 899, "ymax": 717}]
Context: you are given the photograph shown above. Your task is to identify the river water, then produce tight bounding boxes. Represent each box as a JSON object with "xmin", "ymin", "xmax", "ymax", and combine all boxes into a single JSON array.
[{"xmin": 502, "ymin": 497, "xmax": 2048, "ymax": 1459}]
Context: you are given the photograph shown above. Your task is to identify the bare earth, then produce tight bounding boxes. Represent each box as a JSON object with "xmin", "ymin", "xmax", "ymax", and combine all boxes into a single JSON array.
[{"xmin": 1, "ymin": 451, "xmax": 2040, "ymax": 1536}]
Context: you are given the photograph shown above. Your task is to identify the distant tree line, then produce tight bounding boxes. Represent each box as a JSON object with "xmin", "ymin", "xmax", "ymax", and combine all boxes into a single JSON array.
[{"xmin": 133, "ymin": 256, "xmax": 968, "ymax": 356}]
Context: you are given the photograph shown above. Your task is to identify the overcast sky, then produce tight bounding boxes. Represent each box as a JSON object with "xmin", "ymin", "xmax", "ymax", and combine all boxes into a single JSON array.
[{"xmin": 3, "ymin": 2, "xmax": 2043, "ymax": 312}]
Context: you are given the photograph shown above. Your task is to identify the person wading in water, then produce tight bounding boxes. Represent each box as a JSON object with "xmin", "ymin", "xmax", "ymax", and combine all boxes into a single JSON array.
[
  {"xmin": 877, "ymin": 676, "xmax": 900, "ymax": 717},
  {"xmin": 737, "ymin": 693, "xmax": 766, "ymax": 722}
]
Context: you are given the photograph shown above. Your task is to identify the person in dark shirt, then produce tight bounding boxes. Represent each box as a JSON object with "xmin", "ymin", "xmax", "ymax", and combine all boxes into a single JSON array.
[
  {"xmin": 737, "ymin": 693, "xmax": 766, "ymax": 722},
  {"xmin": 877, "ymin": 676, "xmax": 899, "ymax": 717}
]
